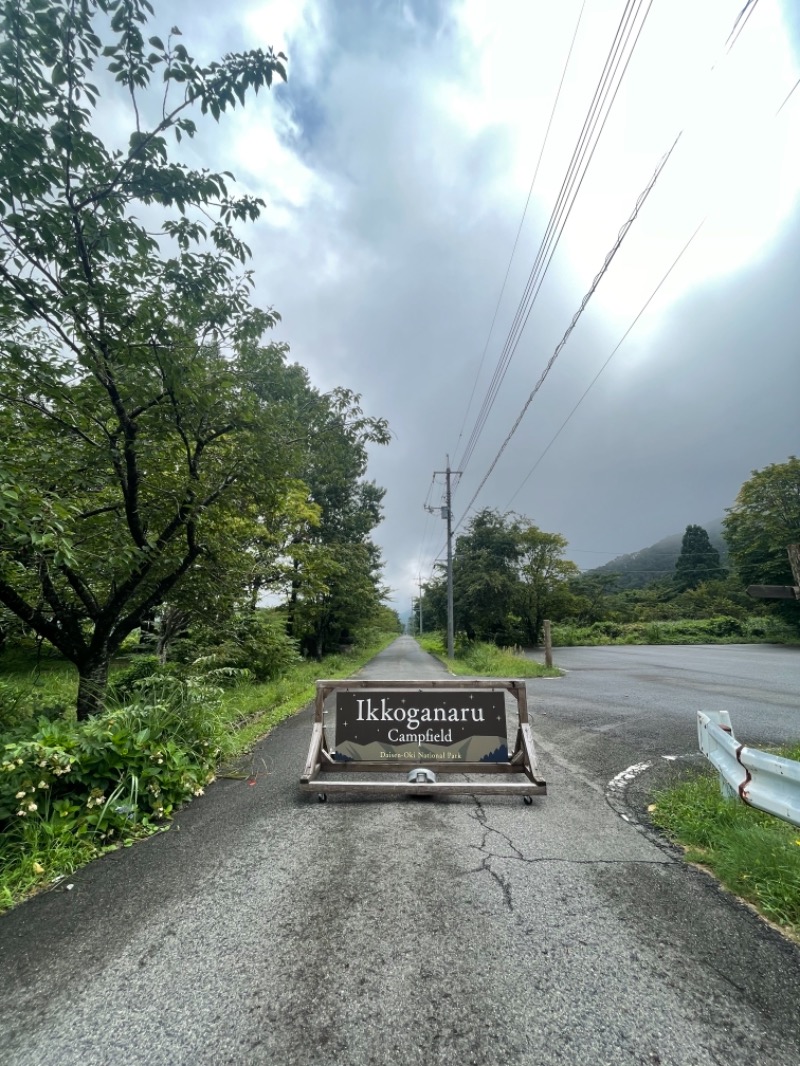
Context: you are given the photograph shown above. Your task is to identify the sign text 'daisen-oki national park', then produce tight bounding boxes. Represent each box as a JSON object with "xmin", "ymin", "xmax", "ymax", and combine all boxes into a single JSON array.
[{"xmin": 335, "ymin": 689, "xmax": 508, "ymax": 763}]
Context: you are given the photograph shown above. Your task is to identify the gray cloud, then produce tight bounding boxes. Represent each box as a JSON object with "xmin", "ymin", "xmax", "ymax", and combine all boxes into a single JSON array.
[{"xmin": 130, "ymin": 1, "xmax": 800, "ymax": 610}]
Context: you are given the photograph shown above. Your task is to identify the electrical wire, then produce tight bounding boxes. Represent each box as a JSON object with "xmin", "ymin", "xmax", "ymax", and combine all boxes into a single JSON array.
[
  {"xmin": 454, "ymin": 135, "xmax": 681, "ymax": 534},
  {"xmin": 506, "ymin": 219, "xmax": 705, "ymax": 507},
  {"xmin": 455, "ymin": 0, "xmax": 767, "ymax": 485},
  {"xmin": 455, "ymin": 0, "xmax": 655, "ymax": 477},
  {"xmin": 776, "ymin": 74, "xmax": 800, "ymax": 116},
  {"xmin": 724, "ymin": 0, "xmax": 760, "ymax": 53},
  {"xmin": 417, "ymin": 0, "xmax": 769, "ymax": 588},
  {"xmin": 451, "ymin": 0, "xmax": 588, "ymax": 466}
]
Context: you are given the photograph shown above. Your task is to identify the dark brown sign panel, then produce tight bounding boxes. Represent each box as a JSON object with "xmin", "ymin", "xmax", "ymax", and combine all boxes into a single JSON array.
[
  {"xmin": 335, "ymin": 689, "xmax": 508, "ymax": 763},
  {"xmin": 747, "ymin": 584, "xmax": 800, "ymax": 600}
]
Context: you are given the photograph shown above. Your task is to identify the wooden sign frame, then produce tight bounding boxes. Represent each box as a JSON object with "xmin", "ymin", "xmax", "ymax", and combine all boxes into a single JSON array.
[{"xmin": 300, "ymin": 678, "xmax": 547, "ymax": 803}]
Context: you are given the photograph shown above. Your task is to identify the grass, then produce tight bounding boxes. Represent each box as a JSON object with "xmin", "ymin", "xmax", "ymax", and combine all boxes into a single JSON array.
[
  {"xmin": 650, "ymin": 751, "xmax": 800, "ymax": 939},
  {"xmin": 0, "ymin": 630, "xmax": 399, "ymax": 913},
  {"xmin": 214, "ymin": 631, "xmax": 400, "ymax": 756},
  {"xmin": 415, "ymin": 633, "xmax": 561, "ymax": 678},
  {"xmin": 551, "ymin": 615, "xmax": 800, "ymax": 647},
  {"xmin": 0, "ymin": 644, "xmax": 80, "ymax": 728}
]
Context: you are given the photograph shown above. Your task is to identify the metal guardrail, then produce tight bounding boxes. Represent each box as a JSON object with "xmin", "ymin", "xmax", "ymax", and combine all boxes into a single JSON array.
[{"xmin": 697, "ymin": 710, "xmax": 800, "ymax": 828}]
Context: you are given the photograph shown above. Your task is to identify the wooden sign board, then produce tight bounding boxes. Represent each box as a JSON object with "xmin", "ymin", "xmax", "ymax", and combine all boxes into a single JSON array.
[
  {"xmin": 300, "ymin": 678, "xmax": 546, "ymax": 804},
  {"xmin": 747, "ymin": 584, "xmax": 800, "ymax": 600}
]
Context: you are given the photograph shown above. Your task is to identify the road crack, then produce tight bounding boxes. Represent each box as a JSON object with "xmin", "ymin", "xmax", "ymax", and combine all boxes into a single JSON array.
[{"xmin": 466, "ymin": 797, "xmax": 674, "ymax": 911}]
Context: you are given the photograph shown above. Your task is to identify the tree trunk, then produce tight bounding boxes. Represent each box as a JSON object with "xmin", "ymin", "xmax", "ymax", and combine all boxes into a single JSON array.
[
  {"xmin": 76, "ymin": 656, "xmax": 110, "ymax": 720},
  {"xmin": 286, "ymin": 559, "xmax": 300, "ymax": 636}
]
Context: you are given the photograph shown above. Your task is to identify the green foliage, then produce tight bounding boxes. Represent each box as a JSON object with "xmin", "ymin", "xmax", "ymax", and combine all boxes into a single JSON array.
[
  {"xmin": 0, "ymin": 5, "xmax": 391, "ymax": 716},
  {"xmin": 580, "ymin": 520, "xmax": 729, "ymax": 590},
  {"xmin": 451, "ymin": 510, "xmax": 521, "ymax": 644},
  {"xmin": 0, "ymin": 0, "xmax": 293, "ymax": 717},
  {"xmin": 724, "ymin": 457, "xmax": 800, "ymax": 629},
  {"xmin": 651, "ymin": 772, "xmax": 800, "ymax": 934},
  {"xmin": 551, "ymin": 615, "xmax": 794, "ymax": 646},
  {"xmin": 0, "ymin": 628, "xmax": 400, "ymax": 912},
  {"xmin": 0, "ymin": 676, "xmax": 223, "ymax": 836},
  {"xmin": 0, "ymin": 646, "xmax": 78, "ymax": 730},
  {"xmin": 108, "ymin": 655, "xmax": 181, "ymax": 701},
  {"xmin": 674, "ymin": 525, "xmax": 725, "ymax": 591},
  {"xmin": 415, "ymin": 633, "xmax": 560, "ymax": 678},
  {"xmin": 192, "ymin": 610, "xmax": 301, "ymax": 682},
  {"xmin": 422, "ymin": 510, "xmax": 578, "ymax": 647}
]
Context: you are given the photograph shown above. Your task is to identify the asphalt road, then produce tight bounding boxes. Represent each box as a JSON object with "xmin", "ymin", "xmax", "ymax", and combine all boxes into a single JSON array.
[{"xmin": 2, "ymin": 637, "xmax": 800, "ymax": 1066}]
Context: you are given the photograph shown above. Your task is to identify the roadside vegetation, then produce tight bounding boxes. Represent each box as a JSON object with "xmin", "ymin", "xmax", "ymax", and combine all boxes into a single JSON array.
[
  {"xmin": 0, "ymin": 3, "xmax": 407, "ymax": 914},
  {"xmin": 650, "ymin": 759, "xmax": 800, "ymax": 940},
  {"xmin": 413, "ymin": 459, "xmax": 800, "ymax": 652},
  {"xmin": 415, "ymin": 632, "xmax": 560, "ymax": 678},
  {"xmin": 0, "ymin": 626, "xmax": 398, "ymax": 914},
  {"xmin": 551, "ymin": 615, "xmax": 798, "ymax": 647}
]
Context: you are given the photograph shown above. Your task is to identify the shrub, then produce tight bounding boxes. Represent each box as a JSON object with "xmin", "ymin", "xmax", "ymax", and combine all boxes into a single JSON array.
[
  {"xmin": 108, "ymin": 656, "xmax": 182, "ymax": 701},
  {"xmin": 712, "ymin": 616, "xmax": 743, "ymax": 638},
  {"xmin": 0, "ymin": 677, "xmax": 224, "ymax": 841},
  {"xmin": 194, "ymin": 611, "xmax": 301, "ymax": 682}
]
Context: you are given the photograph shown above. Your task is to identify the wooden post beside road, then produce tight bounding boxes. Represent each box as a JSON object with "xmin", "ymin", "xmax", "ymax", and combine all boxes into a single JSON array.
[{"xmin": 544, "ymin": 619, "xmax": 553, "ymax": 669}]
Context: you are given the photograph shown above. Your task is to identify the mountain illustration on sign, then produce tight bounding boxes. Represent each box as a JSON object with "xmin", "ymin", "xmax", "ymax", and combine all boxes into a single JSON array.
[{"xmin": 480, "ymin": 743, "xmax": 509, "ymax": 763}]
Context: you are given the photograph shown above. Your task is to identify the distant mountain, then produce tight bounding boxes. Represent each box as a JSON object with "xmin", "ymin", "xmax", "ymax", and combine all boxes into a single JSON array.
[{"xmin": 583, "ymin": 519, "xmax": 728, "ymax": 589}]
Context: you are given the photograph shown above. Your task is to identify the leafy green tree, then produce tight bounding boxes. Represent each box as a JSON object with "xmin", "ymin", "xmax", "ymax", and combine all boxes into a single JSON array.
[
  {"xmin": 673, "ymin": 525, "xmax": 724, "ymax": 591},
  {"xmin": 452, "ymin": 510, "xmax": 521, "ymax": 644},
  {"xmin": 283, "ymin": 388, "xmax": 389, "ymax": 658},
  {"xmin": 724, "ymin": 457, "xmax": 800, "ymax": 624},
  {"xmin": 0, "ymin": 0, "xmax": 296, "ymax": 717},
  {"xmin": 514, "ymin": 522, "xmax": 579, "ymax": 644},
  {"xmin": 566, "ymin": 572, "xmax": 623, "ymax": 625}
]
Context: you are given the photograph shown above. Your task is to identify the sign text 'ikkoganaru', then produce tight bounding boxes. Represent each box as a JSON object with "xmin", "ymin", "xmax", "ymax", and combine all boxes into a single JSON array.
[{"xmin": 335, "ymin": 689, "xmax": 508, "ymax": 762}]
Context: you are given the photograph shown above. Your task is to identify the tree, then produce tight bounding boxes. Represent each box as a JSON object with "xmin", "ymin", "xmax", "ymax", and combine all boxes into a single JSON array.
[
  {"xmin": 452, "ymin": 510, "xmax": 521, "ymax": 644},
  {"xmin": 514, "ymin": 522, "xmax": 579, "ymax": 644},
  {"xmin": 0, "ymin": 1, "xmax": 296, "ymax": 717},
  {"xmin": 673, "ymin": 525, "xmax": 724, "ymax": 592},
  {"xmin": 566, "ymin": 572, "xmax": 622, "ymax": 625},
  {"xmin": 282, "ymin": 388, "xmax": 390, "ymax": 658},
  {"xmin": 724, "ymin": 457, "xmax": 800, "ymax": 623}
]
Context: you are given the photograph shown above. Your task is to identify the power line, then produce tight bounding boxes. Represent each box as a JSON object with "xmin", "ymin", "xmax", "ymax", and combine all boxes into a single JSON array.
[
  {"xmin": 506, "ymin": 219, "xmax": 705, "ymax": 506},
  {"xmin": 451, "ymin": 0, "xmax": 588, "ymax": 466},
  {"xmin": 454, "ymin": 0, "xmax": 767, "ymax": 484},
  {"xmin": 776, "ymin": 74, "xmax": 800, "ymax": 116},
  {"xmin": 724, "ymin": 0, "xmax": 760, "ymax": 53},
  {"xmin": 456, "ymin": 0, "xmax": 655, "ymax": 477},
  {"xmin": 454, "ymin": 135, "xmax": 681, "ymax": 533}
]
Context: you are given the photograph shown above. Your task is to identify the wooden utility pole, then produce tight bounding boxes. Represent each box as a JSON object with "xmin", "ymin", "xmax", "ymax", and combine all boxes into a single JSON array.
[
  {"xmin": 426, "ymin": 458, "xmax": 461, "ymax": 659},
  {"xmin": 445, "ymin": 461, "xmax": 455, "ymax": 660}
]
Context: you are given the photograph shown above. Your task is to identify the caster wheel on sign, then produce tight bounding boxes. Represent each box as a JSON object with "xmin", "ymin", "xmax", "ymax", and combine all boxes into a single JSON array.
[
  {"xmin": 317, "ymin": 793, "xmax": 327, "ymax": 803},
  {"xmin": 523, "ymin": 795, "xmax": 533, "ymax": 806}
]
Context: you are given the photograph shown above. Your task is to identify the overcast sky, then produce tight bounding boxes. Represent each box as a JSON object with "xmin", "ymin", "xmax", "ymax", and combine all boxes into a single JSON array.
[{"xmin": 156, "ymin": 0, "xmax": 799, "ymax": 613}]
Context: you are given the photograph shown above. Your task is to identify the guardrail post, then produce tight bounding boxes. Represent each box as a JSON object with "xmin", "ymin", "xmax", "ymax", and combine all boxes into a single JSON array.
[{"xmin": 699, "ymin": 709, "xmax": 737, "ymax": 798}]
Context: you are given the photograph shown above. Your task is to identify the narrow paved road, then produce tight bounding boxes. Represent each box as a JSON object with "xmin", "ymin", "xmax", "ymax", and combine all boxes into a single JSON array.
[{"xmin": 2, "ymin": 637, "xmax": 799, "ymax": 1065}]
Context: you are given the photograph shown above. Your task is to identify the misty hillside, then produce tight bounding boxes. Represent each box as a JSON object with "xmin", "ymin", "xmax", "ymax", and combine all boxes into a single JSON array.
[{"xmin": 583, "ymin": 519, "xmax": 729, "ymax": 589}]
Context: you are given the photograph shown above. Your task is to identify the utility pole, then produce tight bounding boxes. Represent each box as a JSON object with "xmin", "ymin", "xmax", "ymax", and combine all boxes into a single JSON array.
[
  {"xmin": 417, "ymin": 575, "xmax": 424, "ymax": 635},
  {"xmin": 426, "ymin": 458, "xmax": 461, "ymax": 659}
]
